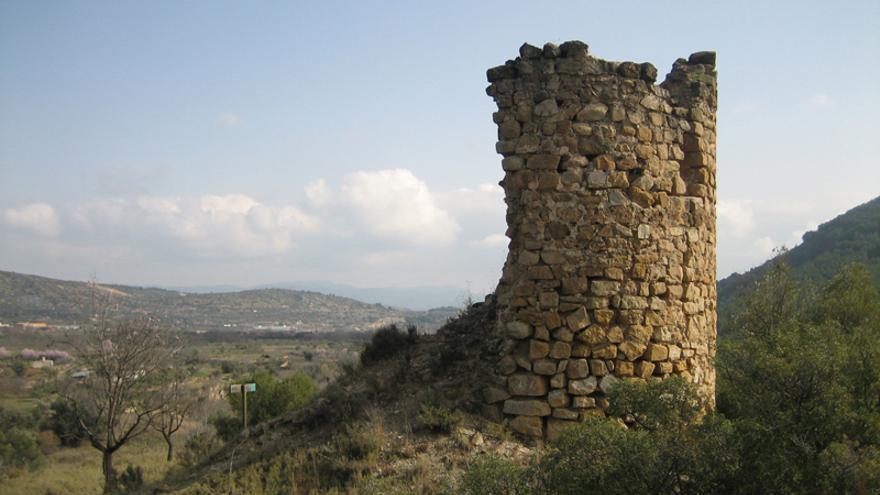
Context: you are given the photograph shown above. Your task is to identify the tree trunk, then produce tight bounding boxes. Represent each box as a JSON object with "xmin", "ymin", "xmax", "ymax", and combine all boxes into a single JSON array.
[
  {"xmin": 165, "ymin": 434, "xmax": 174, "ymax": 462},
  {"xmin": 102, "ymin": 450, "xmax": 116, "ymax": 494}
]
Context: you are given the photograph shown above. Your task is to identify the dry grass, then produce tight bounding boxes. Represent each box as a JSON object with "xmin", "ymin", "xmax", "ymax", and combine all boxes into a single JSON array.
[{"xmin": 3, "ymin": 432, "xmax": 173, "ymax": 495}]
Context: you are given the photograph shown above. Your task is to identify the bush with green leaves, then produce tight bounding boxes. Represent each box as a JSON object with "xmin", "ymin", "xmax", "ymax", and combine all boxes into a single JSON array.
[
  {"xmin": 178, "ymin": 432, "xmax": 222, "ymax": 468},
  {"xmin": 0, "ymin": 407, "xmax": 42, "ymax": 473},
  {"xmin": 0, "ymin": 427, "xmax": 42, "ymax": 473},
  {"xmin": 118, "ymin": 464, "xmax": 144, "ymax": 492},
  {"xmin": 417, "ymin": 404, "xmax": 460, "ymax": 434},
  {"xmin": 360, "ymin": 324, "xmax": 417, "ymax": 366},
  {"xmin": 460, "ymin": 454, "xmax": 530, "ymax": 495},
  {"xmin": 45, "ymin": 400, "xmax": 88, "ymax": 447},
  {"xmin": 717, "ymin": 261, "xmax": 880, "ymax": 494},
  {"xmin": 534, "ymin": 379, "xmax": 738, "ymax": 495},
  {"xmin": 213, "ymin": 370, "xmax": 318, "ymax": 441}
]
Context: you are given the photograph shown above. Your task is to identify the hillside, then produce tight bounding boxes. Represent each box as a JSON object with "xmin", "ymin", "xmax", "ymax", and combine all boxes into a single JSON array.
[
  {"xmin": 717, "ymin": 195, "xmax": 880, "ymax": 329},
  {"xmin": 0, "ymin": 270, "xmax": 458, "ymax": 332}
]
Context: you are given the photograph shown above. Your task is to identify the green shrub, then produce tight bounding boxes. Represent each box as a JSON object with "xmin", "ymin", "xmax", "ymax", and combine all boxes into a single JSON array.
[
  {"xmin": 10, "ymin": 360, "xmax": 26, "ymax": 376},
  {"xmin": 717, "ymin": 262, "xmax": 880, "ymax": 494},
  {"xmin": 209, "ymin": 414, "xmax": 242, "ymax": 443},
  {"xmin": 333, "ymin": 423, "xmax": 381, "ymax": 461},
  {"xmin": 45, "ymin": 400, "xmax": 88, "ymax": 447},
  {"xmin": 178, "ymin": 432, "xmax": 222, "ymax": 468},
  {"xmin": 213, "ymin": 371, "xmax": 319, "ymax": 441},
  {"xmin": 460, "ymin": 454, "xmax": 530, "ymax": 495},
  {"xmin": 0, "ymin": 406, "xmax": 42, "ymax": 473},
  {"xmin": 118, "ymin": 464, "xmax": 144, "ymax": 492},
  {"xmin": 360, "ymin": 324, "xmax": 417, "ymax": 366},
  {"xmin": 0, "ymin": 427, "xmax": 42, "ymax": 472},
  {"xmin": 417, "ymin": 404, "xmax": 460, "ymax": 434}
]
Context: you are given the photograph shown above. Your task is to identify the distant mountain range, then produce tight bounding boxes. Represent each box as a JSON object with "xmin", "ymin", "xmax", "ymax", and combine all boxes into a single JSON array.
[
  {"xmin": 163, "ymin": 281, "xmax": 477, "ymax": 311},
  {"xmin": 0, "ymin": 271, "xmax": 460, "ymax": 332},
  {"xmin": 717, "ymin": 195, "xmax": 880, "ymax": 330}
]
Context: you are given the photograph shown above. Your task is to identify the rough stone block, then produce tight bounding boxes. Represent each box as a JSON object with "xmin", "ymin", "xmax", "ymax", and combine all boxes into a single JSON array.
[
  {"xmin": 533, "ymin": 358, "xmax": 559, "ymax": 376},
  {"xmin": 529, "ymin": 339, "xmax": 550, "ymax": 360},
  {"xmin": 568, "ymin": 376, "xmax": 598, "ymax": 395},
  {"xmin": 504, "ymin": 399, "xmax": 551, "ymax": 417},
  {"xmin": 565, "ymin": 307, "xmax": 590, "ymax": 331},
  {"xmin": 645, "ymin": 343, "xmax": 669, "ymax": 361},
  {"xmin": 509, "ymin": 415, "xmax": 543, "ymax": 437},
  {"xmin": 548, "ymin": 389, "xmax": 569, "ymax": 408},
  {"xmin": 507, "ymin": 321, "xmax": 532, "ymax": 339},
  {"xmin": 549, "ymin": 341, "xmax": 572, "ymax": 359},
  {"xmin": 508, "ymin": 374, "xmax": 548, "ymax": 396},
  {"xmin": 484, "ymin": 386, "xmax": 511, "ymax": 404}
]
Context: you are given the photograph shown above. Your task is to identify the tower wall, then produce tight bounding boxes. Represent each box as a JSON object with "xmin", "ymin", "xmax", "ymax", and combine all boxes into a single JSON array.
[{"xmin": 485, "ymin": 41, "xmax": 717, "ymax": 438}]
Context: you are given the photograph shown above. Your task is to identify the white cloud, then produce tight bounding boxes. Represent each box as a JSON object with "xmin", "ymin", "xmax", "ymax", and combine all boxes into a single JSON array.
[
  {"xmin": 216, "ymin": 113, "xmax": 241, "ymax": 127},
  {"xmin": 717, "ymin": 200, "xmax": 755, "ymax": 238},
  {"xmin": 0, "ymin": 170, "xmax": 509, "ymax": 288},
  {"xmin": 471, "ymin": 233, "xmax": 508, "ymax": 248},
  {"xmin": 340, "ymin": 169, "xmax": 460, "ymax": 245},
  {"xmin": 64, "ymin": 194, "xmax": 319, "ymax": 258},
  {"xmin": 304, "ymin": 179, "xmax": 331, "ymax": 208},
  {"xmin": 2, "ymin": 203, "xmax": 61, "ymax": 237},
  {"xmin": 788, "ymin": 221, "xmax": 819, "ymax": 248},
  {"xmin": 809, "ymin": 93, "xmax": 833, "ymax": 107},
  {"xmin": 753, "ymin": 236, "xmax": 777, "ymax": 257}
]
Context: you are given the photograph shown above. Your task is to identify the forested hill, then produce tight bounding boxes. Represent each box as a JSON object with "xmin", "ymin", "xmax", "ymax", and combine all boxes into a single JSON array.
[
  {"xmin": 718, "ymin": 195, "xmax": 880, "ymax": 328},
  {"xmin": 0, "ymin": 270, "xmax": 458, "ymax": 332}
]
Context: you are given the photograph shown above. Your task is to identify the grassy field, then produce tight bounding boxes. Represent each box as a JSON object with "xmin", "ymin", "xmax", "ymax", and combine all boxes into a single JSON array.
[{"xmin": 3, "ymin": 434, "xmax": 170, "ymax": 495}]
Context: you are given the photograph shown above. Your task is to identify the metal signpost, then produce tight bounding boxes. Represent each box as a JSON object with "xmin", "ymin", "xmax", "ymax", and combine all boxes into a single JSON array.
[{"xmin": 230, "ymin": 383, "xmax": 257, "ymax": 432}]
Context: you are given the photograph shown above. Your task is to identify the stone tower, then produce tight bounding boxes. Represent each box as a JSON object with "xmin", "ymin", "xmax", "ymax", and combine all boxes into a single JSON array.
[{"xmin": 485, "ymin": 41, "xmax": 717, "ymax": 439}]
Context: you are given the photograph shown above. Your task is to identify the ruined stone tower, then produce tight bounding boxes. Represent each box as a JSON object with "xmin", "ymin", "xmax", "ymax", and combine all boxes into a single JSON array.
[{"xmin": 484, "ymin": 41, "xmax": 717, "ymax": 438}]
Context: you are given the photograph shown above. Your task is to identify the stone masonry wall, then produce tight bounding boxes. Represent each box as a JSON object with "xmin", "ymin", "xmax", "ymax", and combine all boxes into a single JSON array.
[{"xmin": 483, "ymin": 41, "xmax": 717, "ymax": 439}]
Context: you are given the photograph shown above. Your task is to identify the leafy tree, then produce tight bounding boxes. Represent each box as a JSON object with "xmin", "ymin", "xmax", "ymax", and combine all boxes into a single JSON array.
[{"xmin": 718, "ymin": 261, "xmax": 880, "ymax": 494}]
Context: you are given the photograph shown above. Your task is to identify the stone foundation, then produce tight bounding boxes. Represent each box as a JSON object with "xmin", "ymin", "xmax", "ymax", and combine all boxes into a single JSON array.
[{"xmin": 483, "ymin": 41, "xmax": 717, "ymax": 438}]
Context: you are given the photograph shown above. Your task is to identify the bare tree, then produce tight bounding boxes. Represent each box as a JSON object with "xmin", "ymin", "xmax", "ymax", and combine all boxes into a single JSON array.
[
  {"xmin": 152, "ymin": 372, "xmax": 195, "ymax": 462},
  {"xmin": 62, "ymin": 305, "xmax": 181, "ymax": 494}
]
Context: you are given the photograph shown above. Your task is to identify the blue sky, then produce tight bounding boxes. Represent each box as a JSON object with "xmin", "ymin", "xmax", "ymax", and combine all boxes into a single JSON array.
[{"xmin": 1, "ymin": 0, "xmax": 878, "ymax": 295}]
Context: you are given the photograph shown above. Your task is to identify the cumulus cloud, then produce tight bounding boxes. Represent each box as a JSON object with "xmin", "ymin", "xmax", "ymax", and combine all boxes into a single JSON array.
[
  {"xmin": 471, "ymin": 233, "xmax": 508, "ymax": 248},
  {"xmin": 64, "ymin": 194, "xmax": 319, "ymax": 258},
  {"xmin": 753, "ymin": 236, "xmax": 777, "ymax": 257},
  {"xmin": 717, "ymin": 200, "xmax": 755, "ymax": 238},
  {"xmin": 304, "ymin": 179, "xmax": 331, "ymax": 208},
  {"xmin": 789, "ymin": 221, "xmax": 819, "ymax": 247},
  {"xmin": 0, "ymin": 168, "xmax": 510, "ymax": 288},
  {"xmin": 339, "ymin": 169, "xmax": 460, "ymax": 245},
  {"xmin": 2, "ymin": 203, "xmax": 61, "ymax": 237}
]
